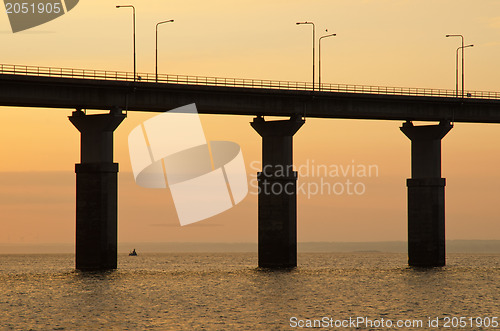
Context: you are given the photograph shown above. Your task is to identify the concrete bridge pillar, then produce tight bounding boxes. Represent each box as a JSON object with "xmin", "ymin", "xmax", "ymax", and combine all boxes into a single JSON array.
[
  {"xmin": 400, "ymin": 121, "xmax": 452, "ymax": 267},
  {"xmin": 69, "ymin": 109, "xmax": 125, "ymax": 270},
  {"xmin": 251, "ymin": 115, "xmax": 304, "ymax": 268}
]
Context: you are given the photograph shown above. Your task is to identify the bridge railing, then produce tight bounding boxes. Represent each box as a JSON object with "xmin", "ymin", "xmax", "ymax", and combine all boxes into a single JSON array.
[{"xmin": 2, "ymin": 63, "xmax": 500, "ymax": 100}]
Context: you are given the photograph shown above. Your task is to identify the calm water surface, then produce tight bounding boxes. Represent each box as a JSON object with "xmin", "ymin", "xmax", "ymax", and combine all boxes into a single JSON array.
[{"xmin": 0, "ymin": 253, "xmax": 498, "ymax": 330}]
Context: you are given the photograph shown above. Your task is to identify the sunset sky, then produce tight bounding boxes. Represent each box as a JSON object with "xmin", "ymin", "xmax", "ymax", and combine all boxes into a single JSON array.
[{"xmin": 1, "ymin": 0, "xmax": 500, "ymax": 245}]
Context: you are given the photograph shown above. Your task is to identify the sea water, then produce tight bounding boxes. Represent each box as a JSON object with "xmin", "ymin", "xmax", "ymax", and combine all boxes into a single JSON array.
[{"xmin": 0, "ymin": 253, "xmax": 498, "ymax": 330}]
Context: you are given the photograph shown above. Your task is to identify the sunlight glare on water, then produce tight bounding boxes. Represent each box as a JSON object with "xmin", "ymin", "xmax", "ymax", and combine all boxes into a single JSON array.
[{"xmin": 0, "ymin": 253, "xmax": 498, "ymax": 330}]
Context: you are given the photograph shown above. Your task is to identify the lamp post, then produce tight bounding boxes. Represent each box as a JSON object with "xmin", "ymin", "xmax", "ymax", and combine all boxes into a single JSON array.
[
  {"xmin": 318, "ymin": 31, "xmax": 336, "ymax": 91},
  {"xmin": 456, "ymin": 44, "xmax": 473, "ymax": 97},
  {"xmin": 117, "ymin": 5, "xmax": 136, "ymax": 82},
  {"xmin": 446, "ymin": 34, "xmax": 472, "ymax": 97},
  {"xmin": 156, "ymin": 19, "xmax": 174, "ymax": 82},
  {"xmin": 296, "ymin": 21, "xmax": 315, "ymax": 91}
]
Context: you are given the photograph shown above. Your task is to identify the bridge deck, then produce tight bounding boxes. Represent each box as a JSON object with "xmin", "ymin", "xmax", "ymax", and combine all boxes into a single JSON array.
[{"xmin": 1, "ymin": 64, "xmax": 500, "ymax": 123}]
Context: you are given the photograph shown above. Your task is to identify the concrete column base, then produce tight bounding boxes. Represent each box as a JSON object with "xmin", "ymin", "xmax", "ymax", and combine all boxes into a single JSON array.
[
  {"xmin": 257, "ymin": 172, "xmax": 298, "ymax": 268},
  {"xmin": 407, "ymin": 178, "xmax": 446, "ymax": 267},
  {"xmin": 75, "ymin": 163, "xmax": 119, "ymax": 270}
]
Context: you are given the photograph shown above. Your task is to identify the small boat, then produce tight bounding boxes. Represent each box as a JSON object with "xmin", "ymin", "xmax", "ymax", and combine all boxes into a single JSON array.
[{"xmin": 129, "ymin": 248, "xmax": 137, "ymax": 256}]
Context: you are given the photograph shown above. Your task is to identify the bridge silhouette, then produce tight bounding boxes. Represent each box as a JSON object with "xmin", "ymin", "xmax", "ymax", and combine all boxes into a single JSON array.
[{"xmin": 2, "ymin": 63, "xmax": 500, "ymax": 270}]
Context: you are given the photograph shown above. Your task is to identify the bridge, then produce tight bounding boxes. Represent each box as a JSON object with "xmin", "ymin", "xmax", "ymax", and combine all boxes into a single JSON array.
[{"xmin": 2, "ymin": 63, "xmax": 500, "ymax": 270}]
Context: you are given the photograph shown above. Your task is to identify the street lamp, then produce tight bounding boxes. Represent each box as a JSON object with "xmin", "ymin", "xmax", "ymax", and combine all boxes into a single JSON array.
[
  {"xmin": 296, "ymin": 21, "xmax": 315, "ymax": 91},
  {"xmin": 456, "ymin": 44, "xmax": 473, "ymax": 97},
  {"xmin": 319, "ymin": 31, "xmax": 336, "ymax": 91},
  {"xmin": 156, "ymin": 19, "xmax": 174, "ymax": 82},
  {"xmin": 117, "ymin": 5, "xmax": 136, "ymax": 82},
  {"xmin": 446, "ymin": 34, "xmax": 471, "ymax": 97}
]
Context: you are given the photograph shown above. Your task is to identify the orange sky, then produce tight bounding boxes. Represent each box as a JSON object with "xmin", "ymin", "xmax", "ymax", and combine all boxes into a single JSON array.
[{"xmin": 1, "ymin": 0, "xmax": 500, "ymax": 244}]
